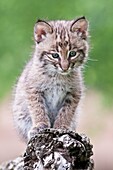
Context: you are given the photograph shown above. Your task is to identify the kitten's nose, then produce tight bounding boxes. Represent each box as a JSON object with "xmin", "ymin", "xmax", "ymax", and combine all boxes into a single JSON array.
[{"xmin": 60, "ymin": 59, "xmax": 69, "ymax": 71}]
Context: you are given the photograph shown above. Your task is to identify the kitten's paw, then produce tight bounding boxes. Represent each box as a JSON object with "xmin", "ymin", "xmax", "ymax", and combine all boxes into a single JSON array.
[
  {"xmin": 28, "ymin": 127, "xmax": 39, "ymax": 140},
  {"xmin": 28, "ymin": 125, "xmax": 48, "ymax": 140}
]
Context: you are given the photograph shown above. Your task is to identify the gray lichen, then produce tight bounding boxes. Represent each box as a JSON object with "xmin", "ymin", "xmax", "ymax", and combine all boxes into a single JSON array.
[{"xmin": 0, "ymin": 129, "xmax": 94, "ymax": 170}]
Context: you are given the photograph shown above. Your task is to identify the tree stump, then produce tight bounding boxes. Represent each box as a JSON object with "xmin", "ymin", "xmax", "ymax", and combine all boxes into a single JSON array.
[{"xmin": 0, "ymin": 129, "xmax": 94, "ymax": 170}]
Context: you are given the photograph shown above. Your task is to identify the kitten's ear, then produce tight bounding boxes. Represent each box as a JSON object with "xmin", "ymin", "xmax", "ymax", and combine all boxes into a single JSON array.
[
  {"xmin": 34, "ymin": 20, "xmax": 53, "ymax": 43},
  {"xmin": 70, "ymin": 16, "xmax": 88, "ymax": 39}
]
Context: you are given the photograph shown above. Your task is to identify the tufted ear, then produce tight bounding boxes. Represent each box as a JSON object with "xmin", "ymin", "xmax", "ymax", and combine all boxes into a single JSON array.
[
  {"xmin": 34, "ymin": 20, "xmax": 53, "ymax": 43},
  {"xmin": 70, "ymin": 16, "xmax": 88, "ymax": 39}
]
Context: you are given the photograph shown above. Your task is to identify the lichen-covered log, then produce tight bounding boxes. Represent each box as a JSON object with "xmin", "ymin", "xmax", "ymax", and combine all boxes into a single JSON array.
[{"xmin": 0, "ymin": 129, "xmax": 94, "ymax": 170}]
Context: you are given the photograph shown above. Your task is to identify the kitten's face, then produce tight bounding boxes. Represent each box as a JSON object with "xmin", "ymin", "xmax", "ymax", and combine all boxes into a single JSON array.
[{"xmin": 34, "ymin": 17, "xmax": 89, "ymax": 75}]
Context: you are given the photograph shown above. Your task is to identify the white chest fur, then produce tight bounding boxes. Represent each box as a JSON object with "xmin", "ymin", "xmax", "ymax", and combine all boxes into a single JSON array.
[
  {"xmin": 44, "ymin": 81, "xmax": 67, "ymax": 114},
  {"xmin": 38, "ymin": 73, "xmax": 77, "ymax": 126}
]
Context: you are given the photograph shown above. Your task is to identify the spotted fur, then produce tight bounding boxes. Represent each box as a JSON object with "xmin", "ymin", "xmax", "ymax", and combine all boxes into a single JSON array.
[{"xmin": 13, "ymin": 17, "xmax": 89, "ymax": 142}]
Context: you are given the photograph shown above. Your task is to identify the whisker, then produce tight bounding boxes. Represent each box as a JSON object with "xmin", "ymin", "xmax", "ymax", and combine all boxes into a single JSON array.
[
  {"xmin": 83, "ymin": 62, "xmax": 91, "ymax": 68},
  {"xmin": 87, "ymin": 58, "xmax": 98, "ymax": 62},
  {"xmin": 84, "ymin": 64, "xmax": 90, "ymax": 68}
]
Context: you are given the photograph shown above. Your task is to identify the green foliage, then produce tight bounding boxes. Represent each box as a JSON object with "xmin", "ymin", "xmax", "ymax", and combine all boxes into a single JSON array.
[{"xmin": 0, "ymin": 0, "xmax": 113, "ymax": 101}]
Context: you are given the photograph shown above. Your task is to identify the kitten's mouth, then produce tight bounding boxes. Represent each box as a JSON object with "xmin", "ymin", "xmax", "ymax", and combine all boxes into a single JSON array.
[
  {"xmin": 58, "ymin": 69, "xmax": 71, "ymax": 75},
  {"xmin": 60, "ymin": 72, "xmax": 69, "ymax": 75}
]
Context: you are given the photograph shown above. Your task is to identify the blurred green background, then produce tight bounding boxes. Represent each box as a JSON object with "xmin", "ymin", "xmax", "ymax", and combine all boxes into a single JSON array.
[{"xmin": 0, "ymin": 0, "xmax": 113, "ymax": 104}]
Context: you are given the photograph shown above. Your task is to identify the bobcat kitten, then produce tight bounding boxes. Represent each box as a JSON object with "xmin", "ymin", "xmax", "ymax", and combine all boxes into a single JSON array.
[{"xmin": 13, "ymin": 16, "xmax": 89, "ymax": 142}]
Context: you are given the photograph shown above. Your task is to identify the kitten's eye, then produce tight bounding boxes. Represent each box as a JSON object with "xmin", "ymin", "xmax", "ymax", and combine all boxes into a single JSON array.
[
  {"xmin": 69, "ymin": 51, "xmax": 76, "ymax": 58},
  {"xmin": 52, "ymin": 53, "xmax": 59, "ymax": 59}
]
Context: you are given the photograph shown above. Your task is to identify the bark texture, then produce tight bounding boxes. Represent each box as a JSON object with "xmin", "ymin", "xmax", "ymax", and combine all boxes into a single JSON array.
[{"xmin": 0, "ymin": 129, "xmax": 94, "ymax": 170}]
